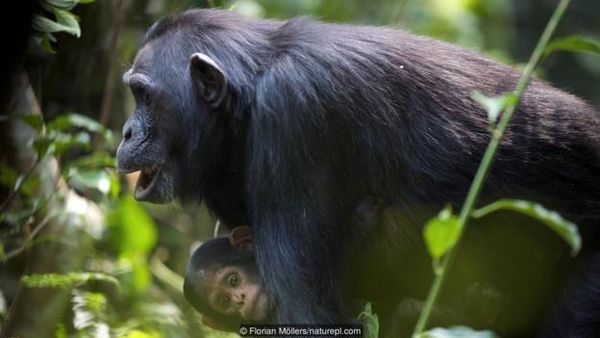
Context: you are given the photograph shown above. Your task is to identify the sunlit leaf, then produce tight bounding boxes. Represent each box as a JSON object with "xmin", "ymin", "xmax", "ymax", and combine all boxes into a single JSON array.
[
  {"xmin": 67, "ymin": 168, "xmax": 112, "ymax": 195},
  {"xmin": 44, "ymin": 0, "xmax": 79, "ymax": 10},
  {"xmin": 545, "ymin": 35, "xmax": 600, "ymax": 57},
  {"xmin": 108, "ymin": 171, "xmax": 120, "ymax": 198},
  {"xmin": 108, "ymin": 195, "xmax": 158, "ymax": 257},
  {"xmin": 53, "ymin": 9, "xmax": 81, "ymax": 38},
  {"xmin": 472, "ymin": 199, "xmax": 581, "ymax": 255},
  {"xmin": 32, "ymin": 14, "xmax": 79, "ymax": 37},
  {"xmin": 424, "ymin": 206, "xmax": 460, "ymax": 261},
  {"xmin": 123, "ymin": 330, "xmax": 160, "ymax": 338},
  {"xmin": 107, "ymin": 196, "xmax": 157, "ymax": 292},
  {"xmin": 21, "ymin": 272, "xmax": 119, "ymax": 289},
  {"xmin": 358, "ymin": 302, "xmax": 379, "ymax": 338},
  {"xmin": 417, "ymin": 326, "xmax": 498, "ymax": 338}
]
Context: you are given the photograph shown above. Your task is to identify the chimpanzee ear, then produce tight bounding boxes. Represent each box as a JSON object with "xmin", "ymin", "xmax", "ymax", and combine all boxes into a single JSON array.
[
  {"xmin": 201, "ymin": 315, "xmax": 236, "ymax": 332},
  {"xmin": 229, "ymin": 225, "xmax": 253, "ymax": 251},
  {"xmin": 189, "ymin": 53, "xmax": 228, "ymax": 110}
]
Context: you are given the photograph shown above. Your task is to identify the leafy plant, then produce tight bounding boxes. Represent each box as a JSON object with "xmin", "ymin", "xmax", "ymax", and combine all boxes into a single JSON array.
[
  {"xmin": 414, "ymin": 0, "xmax": 600, "ymax": 336},
  {"xmin": 31, "ymin": 0, "xmax": 95, "ymax": 52}
]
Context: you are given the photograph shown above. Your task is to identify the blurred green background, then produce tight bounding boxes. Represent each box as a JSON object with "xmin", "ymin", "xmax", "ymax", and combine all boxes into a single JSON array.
[{"xmin": 0, "ymin": 0, "xmax": 598, "ymax": 337}]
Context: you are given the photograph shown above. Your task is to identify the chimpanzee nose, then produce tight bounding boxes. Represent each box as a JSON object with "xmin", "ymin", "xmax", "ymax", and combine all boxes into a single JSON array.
[
  {"xmin": 123, "ymin": 125, "xmax": 132, "ymax": 142},
  {"xmin": 121, "ymin": 118, "xmax": 140, "ymax": 144}
]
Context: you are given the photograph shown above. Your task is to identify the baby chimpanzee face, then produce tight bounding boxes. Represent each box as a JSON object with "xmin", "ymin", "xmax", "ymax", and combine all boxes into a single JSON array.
[{"xmin": 204, "ymin": 264, "xmax": 270, "ymax": 322}]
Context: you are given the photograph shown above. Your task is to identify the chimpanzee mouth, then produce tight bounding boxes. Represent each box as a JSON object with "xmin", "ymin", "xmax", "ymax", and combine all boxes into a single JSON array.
[{"xmin": 135, "ymin": 167, "xmax": 161, "ymax": 200}]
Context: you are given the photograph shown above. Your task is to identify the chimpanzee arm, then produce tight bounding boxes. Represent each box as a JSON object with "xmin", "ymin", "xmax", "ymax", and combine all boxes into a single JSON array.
[{"xmin": 247, "ymin": 58, "xmax": 357, "ymax": 323}]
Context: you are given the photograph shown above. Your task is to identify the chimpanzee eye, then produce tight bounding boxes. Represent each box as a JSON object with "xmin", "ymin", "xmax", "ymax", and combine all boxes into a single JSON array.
[
  {"xmin": 131, "ymin": 83, "xmax": 152, "ymax": 107},
  {"xmin": 228, "ymin": 273, "xmax": 239, "ymax": 287},
  {"xmin": 143, "ymin": 91, "xmax": 152, "ymax": 106}
]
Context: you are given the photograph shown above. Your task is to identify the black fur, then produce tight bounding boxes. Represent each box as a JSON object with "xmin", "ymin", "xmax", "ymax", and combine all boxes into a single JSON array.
[{"xmin": 118, "ymin": 9, "xmax": 600, "ymax": 336}]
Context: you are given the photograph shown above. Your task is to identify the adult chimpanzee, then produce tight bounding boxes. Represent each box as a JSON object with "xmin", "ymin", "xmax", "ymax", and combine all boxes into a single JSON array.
[{"xmin": 116, "ymin": 9, "xmax": 600, "ymax": 337}]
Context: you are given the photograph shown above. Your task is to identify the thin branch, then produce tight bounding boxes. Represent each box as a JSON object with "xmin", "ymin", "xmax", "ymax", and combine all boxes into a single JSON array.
[
  {"xmin": 0, "ymin": 159, "xmax": 39, "ymax": 213},
  {"xmin": 2, "ymin": 214, "xmax": 51, "ymax": 261}
]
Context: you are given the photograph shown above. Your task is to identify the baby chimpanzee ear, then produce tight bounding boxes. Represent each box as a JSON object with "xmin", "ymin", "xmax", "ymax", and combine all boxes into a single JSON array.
[{"xmin": 229, "ymin": 225, "xmax": 253, "ymax": 250}]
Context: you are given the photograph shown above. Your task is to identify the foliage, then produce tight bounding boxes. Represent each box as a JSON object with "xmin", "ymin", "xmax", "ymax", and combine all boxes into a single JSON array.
[
  {"xmin": 32, "ymin": 0, "xmax": 95, "ymax": 53},
  {"xmin": 415, "ymin": 0, "xmax": 600, "ymax": 336},
  {"xmin": 423, "ymin": 206, "xmax": 460, "ymax": 268},
  {"xmin": 0, "ymin": 109, "xmax": 202, "ymax": 336},
  {"xmin": 22, "ymin": 272, "xmax": 119, "ymax": 289}
]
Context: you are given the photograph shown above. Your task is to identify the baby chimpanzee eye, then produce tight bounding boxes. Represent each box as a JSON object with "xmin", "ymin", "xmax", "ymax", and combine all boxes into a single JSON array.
[{"xmin": 228, "ymin": 273, "xmax": 239, "ymax": 287}]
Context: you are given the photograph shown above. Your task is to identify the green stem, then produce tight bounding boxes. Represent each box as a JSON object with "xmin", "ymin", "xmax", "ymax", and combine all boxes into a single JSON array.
[{"xmin": 412, "ymin": 0, "xmax": 572, "ymax": 335}]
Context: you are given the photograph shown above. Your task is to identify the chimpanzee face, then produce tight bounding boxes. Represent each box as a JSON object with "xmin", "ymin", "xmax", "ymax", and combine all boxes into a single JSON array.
[{"xmin": 116, "ymin": 41, "xmax": 229, "ymax": 203}]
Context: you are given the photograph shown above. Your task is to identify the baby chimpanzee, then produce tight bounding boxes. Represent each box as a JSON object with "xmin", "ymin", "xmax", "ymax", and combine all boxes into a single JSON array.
[{"xmin": 183, "ymin": 226, "xmax": 273, "ymax": 331}]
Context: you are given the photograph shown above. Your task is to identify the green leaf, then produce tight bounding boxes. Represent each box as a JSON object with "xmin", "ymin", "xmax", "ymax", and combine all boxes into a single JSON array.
[
  {"xmin": 107, "ymin": 196, "xmax": 157, "ymax": 292},
  {"xmin": 0, "ymin": 164, "xmax": 38, "ymax": 197},
  {"xmin": 21, "ymin": 272, "xmax": 119, "ymax": 289},
  {"xmin": 424, "ymin": 206, "xmax": 461, "ymax": 261},
  {"xmin": 472, "ymin": 199, "xmax": 581, "ymax": 255},
  {"xmin": 545, "ymin": 35, "xmax": 600, "ymax": 57},
  {"xmin": 53, "ymin": 9, "xmax": 81, "ymax": 38},
  {"xmin": 358, "ymin": 302, "xmax": 379, "ymax": 338},
  {"xmin": 32, "ymin": 14, "xmax": 79, "ymax": 37},
  {"xmin": 417, "ymin": 326, "xmax": 498, "ymax": 338},
  {"xmin": 108, "ymin": 196, "xmax": 158, "ymax": 258},
  {"xmin": 40, "ymin": 33, "xmax": 57, "ymax": 53},
  {"xmin": 48, "ymin": 114, "xmax": 101, "ymax": 132},
  {"xmin": 0, "ymin": 209, "xmax": 35, "ymax": 229},
  {"xmin": 33, "ymin": 136, "xmax": 55, "ymax": 157},
  {"xmin": 52, "ymin": 131, "xmax": 91, "ymax": 155},
  {"xmin": 108, "ymin": 171, "xmax": 121, "ymax": 198},
  {"xmin": 77, "ymin": 0, "xmax": 96, "ymax": 3},
  {"xmin": 0, "ymin": 164, "xmax": 18, "ymax": 190},
  {"xmin": 47, "ymin": 114, "xmax": 113, "ymax": 144},
  {"xmin": 11, "ymin": 114, "xmax": 44, "ymax": 132},
  {"xmin": 471, "ymin": 92, "xmax": 516, "ymax": 131},
  {"xmin": 43, "ymin": 0, "xmax": 79, "ymax": 10},
  {"xmin": 66, "ymin": 152, "xmax": 116, "ymax": 170},
  {"xmin": 67, "ymin": 168, "xmax": 112, "ymax": 195}
]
